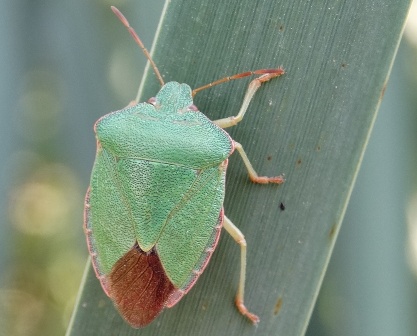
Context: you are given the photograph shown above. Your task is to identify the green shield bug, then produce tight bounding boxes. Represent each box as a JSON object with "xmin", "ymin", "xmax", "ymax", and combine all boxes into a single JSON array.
[{"xmin": 84, "ymin": 6, "xmax": 285, "ymax": 328}]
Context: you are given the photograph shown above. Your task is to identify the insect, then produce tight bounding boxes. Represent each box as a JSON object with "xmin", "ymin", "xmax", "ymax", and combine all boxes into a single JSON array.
[{"xmin": 84, "ymin": 6, "xmax": 285, "ymax": 328}]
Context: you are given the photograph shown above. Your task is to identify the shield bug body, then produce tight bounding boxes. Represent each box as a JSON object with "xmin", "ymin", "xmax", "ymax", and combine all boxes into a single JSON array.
[{"xmin": 84, "ymin": 6, "xmax": 285, "ymax": 328}]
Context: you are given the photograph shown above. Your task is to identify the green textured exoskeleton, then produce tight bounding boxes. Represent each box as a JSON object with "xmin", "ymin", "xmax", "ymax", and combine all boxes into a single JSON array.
[{"xmin": 84, "ymin": 6, "xmax": 285, "ymax": 328}]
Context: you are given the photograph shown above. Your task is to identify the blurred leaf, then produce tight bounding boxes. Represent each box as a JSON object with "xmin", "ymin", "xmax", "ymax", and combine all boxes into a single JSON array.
[{"xmin": 67, "ymin": 0, "xmax": 411, "ymax": 335}]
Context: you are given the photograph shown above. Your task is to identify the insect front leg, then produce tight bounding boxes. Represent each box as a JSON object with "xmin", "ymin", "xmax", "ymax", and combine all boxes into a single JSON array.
[
  {"xmin": 234, "ymin": 141, "xmax": 284, "ymax": 184},
  {"xmin": 223, "ymin": 215, "xmax": 259, "ymax": 325},
  {"xmin": 212, "ymin": 72, "xmax": 283, "ymax": 129}
]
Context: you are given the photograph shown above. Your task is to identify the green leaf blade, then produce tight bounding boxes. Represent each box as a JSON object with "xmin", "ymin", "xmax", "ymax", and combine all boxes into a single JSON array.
[{"xmin": 68, "ymin": 0, "xmax": 411, "ymax": 334}]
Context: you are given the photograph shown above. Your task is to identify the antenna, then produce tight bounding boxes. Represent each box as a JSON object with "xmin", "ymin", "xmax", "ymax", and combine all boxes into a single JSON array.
[
  {"xmin": 192, "ymin": 68, "xmax": 285, "ymax": 96},
  {"xmin": 111, "ymin": 6, "xmax": 165, "ymax": 87}
]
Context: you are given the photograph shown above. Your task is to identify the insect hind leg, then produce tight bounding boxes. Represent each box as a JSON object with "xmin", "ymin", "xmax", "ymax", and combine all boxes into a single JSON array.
[{"xmin": 223, "ymin": 215, "xmax": 259, "ymax": 324}]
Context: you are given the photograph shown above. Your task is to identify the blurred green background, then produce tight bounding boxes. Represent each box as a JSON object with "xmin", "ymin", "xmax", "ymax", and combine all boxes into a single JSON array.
[{"xmin": 0, "ymin": 1, "xmax": 416, "ymax": 335}]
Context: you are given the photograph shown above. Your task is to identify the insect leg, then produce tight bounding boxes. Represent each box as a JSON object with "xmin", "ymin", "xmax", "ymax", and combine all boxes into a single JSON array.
[
  {"xmin": 212, "ymin": 71, "xmax": 284, "ymax": 129},
  {"xmin": 234, "ymin": 141, "xmax": 284, "ymax": 184},
  {"xmin": 223, "ymin": 215, "xmax": 259, "ymax": 325}
]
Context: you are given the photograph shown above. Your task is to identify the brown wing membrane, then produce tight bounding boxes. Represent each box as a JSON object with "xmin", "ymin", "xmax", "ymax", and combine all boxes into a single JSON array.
[{"xmin": 108, "ymin": 244, "xmax": 175, "ymax": 328}]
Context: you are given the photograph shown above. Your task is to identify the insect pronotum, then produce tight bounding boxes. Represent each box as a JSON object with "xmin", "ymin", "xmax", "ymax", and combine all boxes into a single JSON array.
[{"xmin": 84, "ymin": 6, "xmax": 285, "ymax": 328}]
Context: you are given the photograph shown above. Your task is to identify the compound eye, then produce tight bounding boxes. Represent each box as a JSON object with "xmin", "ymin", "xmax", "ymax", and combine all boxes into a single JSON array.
[
  {"xmin": 187, "ymin": 104, "xmax": 199, "ymax": 111},
  {"xmin": 148, "ymin": 97, "xmax": 158, "ymax": 106}
]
